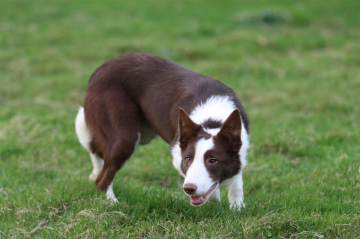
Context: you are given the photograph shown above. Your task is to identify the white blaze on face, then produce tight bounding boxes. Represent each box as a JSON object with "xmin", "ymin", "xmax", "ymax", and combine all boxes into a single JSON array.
[
  {"xmin": 183, "ymin": 137, "xmax": 216, "ymax": 196},
  {"xmin": 188, "ymin": 95, "xmax": 250, "ymax": 169}
]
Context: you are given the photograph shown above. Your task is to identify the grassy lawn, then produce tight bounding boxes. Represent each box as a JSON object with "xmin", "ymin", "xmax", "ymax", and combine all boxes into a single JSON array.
[{"xmin": 1, "ymin": 0, "xmax": 359, "ymax": 238}]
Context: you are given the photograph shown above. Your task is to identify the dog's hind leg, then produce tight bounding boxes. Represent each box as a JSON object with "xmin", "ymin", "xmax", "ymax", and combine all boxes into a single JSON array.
[
  {"xmin": 105, "ymin": 181, "xmax": 117, "ymax": 203},
  {"xmin": 75, "ymin": 107, "xmax": 104, "ymax": 181},
  {"xmin": 89, "ymin": 154, "xmax": 103, "ymax": 181},
  {"xmin": 87, "ymin": 91, "xmax": 142, "ymax": 202},
  {"xmin": 95, "ymin": 131, "xmax": 140, "ymax": 200}
]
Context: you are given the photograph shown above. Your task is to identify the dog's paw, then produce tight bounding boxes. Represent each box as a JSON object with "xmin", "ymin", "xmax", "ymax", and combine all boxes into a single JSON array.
[
  {"xmin": 89, "ymin": 168, "xmax": 101, "ymax": 181},
  {"xmin": 106, "ymin": 192, "xmax": 119, "ymax": 203},
  {"xmin": 230, "ymin": 202, "xmax": 245, "ymax": 211},
  {"xmin": 89, "ymin": 172, "xmax": 98, "ymax": 181}
]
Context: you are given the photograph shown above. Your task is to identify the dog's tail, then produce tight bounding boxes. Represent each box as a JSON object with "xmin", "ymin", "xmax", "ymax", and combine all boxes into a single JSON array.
[{"xmin": 75, "ymin": 107, "xmax": 92, "ymax": 151}]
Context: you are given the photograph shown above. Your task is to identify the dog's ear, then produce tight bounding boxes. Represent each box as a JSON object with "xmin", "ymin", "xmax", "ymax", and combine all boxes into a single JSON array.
[
  {"xmin": 217, "ymin": 109, "xmax": 242, "ymax": 152},
  {"xmin": 178, "ymin": 107, "xmax": 200, "ymax": 147}
]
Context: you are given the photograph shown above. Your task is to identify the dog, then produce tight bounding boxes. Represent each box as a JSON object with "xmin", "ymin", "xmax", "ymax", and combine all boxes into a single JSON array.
[{"xmin": 75, "ymin": 53, "xmax": 250, "ymax": 209}]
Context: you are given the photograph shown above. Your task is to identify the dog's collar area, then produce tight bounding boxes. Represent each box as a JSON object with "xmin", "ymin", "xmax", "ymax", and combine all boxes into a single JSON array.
[{"xmin": 190, "ymin": 182, "xmax": 218, "ymax": 206}]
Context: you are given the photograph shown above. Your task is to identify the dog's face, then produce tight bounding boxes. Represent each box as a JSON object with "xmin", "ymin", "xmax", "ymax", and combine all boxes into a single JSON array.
[{"xmin": 178, "ymin": 108, "xmax": 242, "ymax": 206}]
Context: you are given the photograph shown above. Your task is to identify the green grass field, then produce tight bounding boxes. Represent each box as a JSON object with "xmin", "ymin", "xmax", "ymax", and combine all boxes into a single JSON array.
[{"xmin": 1, "ymin": 0, "xmax": 359, "ymax": 238}]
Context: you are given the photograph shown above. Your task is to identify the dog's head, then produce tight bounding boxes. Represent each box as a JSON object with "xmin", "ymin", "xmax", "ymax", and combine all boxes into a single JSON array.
[{"xmin": 178, "ymin": 108, "xmax": 243, "ymax": 206}]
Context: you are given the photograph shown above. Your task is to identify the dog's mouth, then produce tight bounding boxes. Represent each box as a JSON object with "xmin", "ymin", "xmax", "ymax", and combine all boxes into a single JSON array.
[{"xmin": 190, "ymin": 182, "xmax": 218, "ymax": 206}]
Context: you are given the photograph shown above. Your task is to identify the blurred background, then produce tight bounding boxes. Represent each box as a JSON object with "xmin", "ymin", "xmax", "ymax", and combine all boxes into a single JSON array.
[{"xmin": 1, "ymin": 0, "xmax": 359, "ymax": 237}]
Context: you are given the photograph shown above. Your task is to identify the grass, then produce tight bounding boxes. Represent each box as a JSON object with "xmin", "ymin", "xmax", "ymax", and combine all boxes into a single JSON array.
[{"xmin": 1, "ymin": 0, "xmax": 359, "ymax": 238}]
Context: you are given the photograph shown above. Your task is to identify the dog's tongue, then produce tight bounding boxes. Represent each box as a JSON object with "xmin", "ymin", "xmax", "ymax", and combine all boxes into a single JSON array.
[{"xmin": 190, "ymin": 195, "xmax": 207, "ymax": 205}]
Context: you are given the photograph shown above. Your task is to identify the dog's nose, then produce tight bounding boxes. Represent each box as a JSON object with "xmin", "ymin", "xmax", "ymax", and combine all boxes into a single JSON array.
[{"xmin": 183, "ymin": 184, "xmax": 197, "ymax": 195}]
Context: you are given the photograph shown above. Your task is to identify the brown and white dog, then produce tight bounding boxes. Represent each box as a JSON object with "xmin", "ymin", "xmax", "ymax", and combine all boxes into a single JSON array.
[{"xmin": 75, "ymin": 53, "xmax": 250, "ymax": 209}]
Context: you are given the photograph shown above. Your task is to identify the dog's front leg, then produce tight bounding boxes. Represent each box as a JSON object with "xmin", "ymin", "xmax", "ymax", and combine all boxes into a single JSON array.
[{"xmin": 228, "ymin": 171, "xmax": 245, "ymax": 210}]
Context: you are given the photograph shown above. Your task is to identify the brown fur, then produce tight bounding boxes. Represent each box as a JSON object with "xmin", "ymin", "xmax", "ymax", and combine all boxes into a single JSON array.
[
  {"xmin": 178, "ymin": 110, "xmax": 243, "ymax": 182},
  {"xmin": 82, "ymin": 53, "xmax": 249, "ymax": 192}
]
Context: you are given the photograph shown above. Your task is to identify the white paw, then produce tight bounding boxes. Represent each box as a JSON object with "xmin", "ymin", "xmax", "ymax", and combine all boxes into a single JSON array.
[
  {"xmin": 89, "ymin": 169, "xmax": 100, "ymax": 181},
  {"xmin": 230, "ymin": 202, "xmax": 245, "ymax": 211},
  {"xmin": 89, "ymin": 173, "xmax": 97, "ymax": 181},
  {"xmin": 106, "ymin": 192, "xmax": 119, "ymax": 203}
]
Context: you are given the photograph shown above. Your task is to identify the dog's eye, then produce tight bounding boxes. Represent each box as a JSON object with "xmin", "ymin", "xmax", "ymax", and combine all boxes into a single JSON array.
[
  {"xmin": 208, "ymin": 158, "xmax": 218, "ymax": 165},
  {"xmin": 186, "ymin": 156, "xmax": 192, "ymax": 163}
]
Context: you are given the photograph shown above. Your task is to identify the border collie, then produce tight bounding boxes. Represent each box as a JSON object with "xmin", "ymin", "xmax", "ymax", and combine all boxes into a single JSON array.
[{"xmin": 75, "ymin": 53, "xmax": 250, "ymax": 209}]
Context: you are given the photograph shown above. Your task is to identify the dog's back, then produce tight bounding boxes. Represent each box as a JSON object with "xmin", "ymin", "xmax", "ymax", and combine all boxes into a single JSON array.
[{"xmin": 84, "ymin": 53, "xmax": 248, "ymax": 144}]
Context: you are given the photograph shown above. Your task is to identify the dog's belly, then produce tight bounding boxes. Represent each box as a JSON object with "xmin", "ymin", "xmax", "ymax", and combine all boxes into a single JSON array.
[{"xmin": 139, "ymin": 124, "xmax": 157, "ymax": 145}]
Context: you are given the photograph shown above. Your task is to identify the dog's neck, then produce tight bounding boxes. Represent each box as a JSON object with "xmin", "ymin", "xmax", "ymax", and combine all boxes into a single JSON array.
[{"xmin": 189, "ymin": 95, "xmax": 237, "ymax": 126}]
